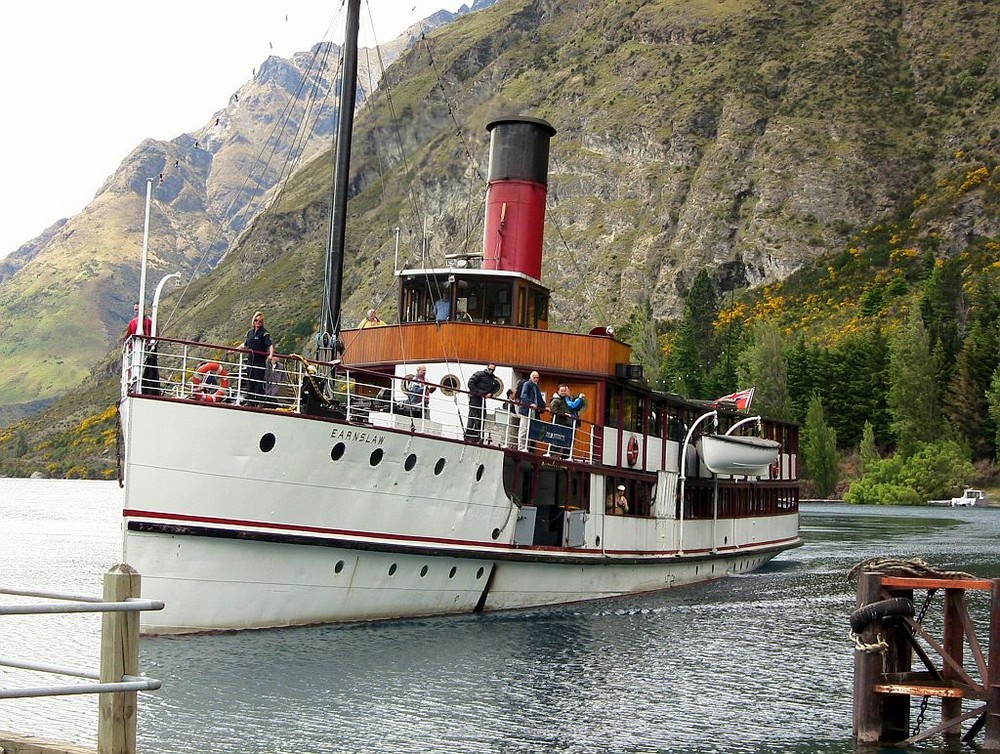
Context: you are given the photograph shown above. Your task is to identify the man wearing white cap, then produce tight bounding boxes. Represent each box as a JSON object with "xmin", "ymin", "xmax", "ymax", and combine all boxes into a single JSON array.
[{"xmin": 608, "ymin": 484, "xmax": 629, "ymax": 515}]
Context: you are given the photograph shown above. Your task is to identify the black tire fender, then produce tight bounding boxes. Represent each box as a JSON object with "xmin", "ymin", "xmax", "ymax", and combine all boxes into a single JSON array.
[{"xmin": 850, "ymin": 597, "xmax": 914, "ymax": 633}]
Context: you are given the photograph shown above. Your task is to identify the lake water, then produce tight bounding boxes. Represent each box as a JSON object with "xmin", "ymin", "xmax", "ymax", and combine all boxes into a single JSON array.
[{"xmin": 1, "ymin": 478, "xmax": 998, "ymax": 753}]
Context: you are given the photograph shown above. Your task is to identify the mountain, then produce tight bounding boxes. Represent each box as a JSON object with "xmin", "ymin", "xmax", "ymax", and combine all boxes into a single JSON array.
[
  {"xmin": 0, "ymin": 0, "xmax": 997, "ymax": 477},
  {"xmin": 0, "ymin": 4, "xmax": 490, "ymax": 422}
]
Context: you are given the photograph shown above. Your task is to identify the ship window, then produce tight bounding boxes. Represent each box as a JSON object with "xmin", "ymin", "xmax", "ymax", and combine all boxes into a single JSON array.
[
  {"xmin": 259, "ymin": 433, "xmax": 276, "ymax": 452},
  {"xmin": 420, "ymin": 565, "xmax": 428, "ymax": 577},
  {"xmin": 605, "ymin": 386, "xmax": 622, "ymax": 427},
  {"xmin": 439, "ymin": 374, "xmax": 461, "ymax": 396},
  {"xmin": 623, "ymin": 392, "xmax": 643, "ymax": 432},
  {"xmin": 476, "ymin": 567, "xmax": 485, "ymax": 579},
  {"xmin": 449, "ymin": 566, "xmax": 457, "ymax": 578},
  {"xmin": 370, "ymin": 448, "xmax": 384, "ymax": 466},
  {"xmin": 405, "ymin": 453, "xmax": 417, "ymax": 471},
  {"xmin": 434, "ymin": 458, "xmax": 446, "ymax": 475},
  {"xmin": 388, "ymin": 564, "xmax": 397, "ymax": 576},
  {"xmin": 331, "ymin": 442, "xmax": 346, "ymax": 461},
  {"xmin": 526, "ymin": 290, "xmax": 548, "ymax": 328},
  {"xmin": 484, "ymin": 282, "xmax": 514, "ymax": 324},
  {"xmin": 651, "ymin": 401, "xmax": 666, "ymax": 437},
  {"xmin": 476, "ymin": 464, "xmax": 485, "ymax": 481},
  {"xmin": 334, "ymin": 561, "xmax": 345, "ymax": 574}
]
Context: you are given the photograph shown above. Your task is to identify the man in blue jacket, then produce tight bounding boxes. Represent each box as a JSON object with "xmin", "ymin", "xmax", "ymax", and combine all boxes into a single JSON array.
[{"xmin": 517, "ymin": 371, "xmax": 545, "ymax": 452}]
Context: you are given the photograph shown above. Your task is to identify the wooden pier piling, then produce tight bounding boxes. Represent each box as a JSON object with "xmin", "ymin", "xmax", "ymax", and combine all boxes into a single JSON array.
[{"xmin": 852, "ymin": 565, "xmax": 1000, "ymax": 750}]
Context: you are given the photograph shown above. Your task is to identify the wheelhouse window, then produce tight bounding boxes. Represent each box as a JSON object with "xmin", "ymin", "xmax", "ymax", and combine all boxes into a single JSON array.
[
  {"xmin": 623, "ymin": 391, "xmax": 643, "ymax": 433},
  {"xmin": 397, "ymin": 272, "xmax": 549, "ymax": 327}
]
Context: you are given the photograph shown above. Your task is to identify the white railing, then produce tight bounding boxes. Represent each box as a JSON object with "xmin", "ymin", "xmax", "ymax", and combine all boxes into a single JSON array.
[
  {"xmin": 0, "ymin": 565, "xmax": 163, "ymax": 754},
  {"xmin": 121, "ymin": 335, "xmax": 599, "ymax": 462}
]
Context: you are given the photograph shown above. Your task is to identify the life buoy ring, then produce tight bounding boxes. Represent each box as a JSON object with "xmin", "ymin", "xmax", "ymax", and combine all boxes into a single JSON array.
[
  {"xmin": 626, "ymin": 436, "xmax": 639, "ymax": 467},
  {"xmin": 191, "ymin": 362, "xmax": 229, "ymax": 402}
]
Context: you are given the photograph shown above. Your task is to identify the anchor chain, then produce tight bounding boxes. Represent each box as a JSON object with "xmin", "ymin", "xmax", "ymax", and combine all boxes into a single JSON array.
[
  {"xmin": 912, "ymin": 693, "xmax": 930, "ymax": 737},
  {"xmin": 909, "ymin": 588, "xmax": 937, "ymax": 737}
]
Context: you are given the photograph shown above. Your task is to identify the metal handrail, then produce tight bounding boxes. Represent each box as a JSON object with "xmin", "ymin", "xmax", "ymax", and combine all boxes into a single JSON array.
[
  {"xmin": 0, "ymin": 582, "xmax": 163, "ymax": 700},
  {"xmin": 120, "ymin": 334, "xmax": 605, "ymax": 462}
]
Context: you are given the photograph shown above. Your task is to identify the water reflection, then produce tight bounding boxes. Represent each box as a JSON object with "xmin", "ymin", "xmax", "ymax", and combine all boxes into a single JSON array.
[{"xmin": 4, "ymin": 481, "xmax": 999, "ymax": 754}]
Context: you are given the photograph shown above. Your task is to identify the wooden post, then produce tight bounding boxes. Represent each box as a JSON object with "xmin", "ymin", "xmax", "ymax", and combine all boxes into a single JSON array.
[
  {"xmin": 986, "ymin": 580, "xmax": 1000, "ymax": 750},
  {"xmin": 853, "ymin": 571, "xmax": 883, "ymax": 748},
  {"xmin": 941, "ymin": 589, "xmax": 964, "ymax": 743},
  {"xmin": 98, "ymin": 564, "xmax": 140, "ymax": 754},
  {"xmin": 881, "ymin": 587, "xmax": 912, "ymax": 742}
]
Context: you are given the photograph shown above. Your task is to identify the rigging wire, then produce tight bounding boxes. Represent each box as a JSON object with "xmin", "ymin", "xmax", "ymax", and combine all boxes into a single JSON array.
[{"xmin": 158, "ymin": 7, "xmax": 345, "ymax": 334}]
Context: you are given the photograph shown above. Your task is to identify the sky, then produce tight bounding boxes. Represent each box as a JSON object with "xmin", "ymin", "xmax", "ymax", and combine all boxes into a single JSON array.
[{"xmin": 0, "ymin": 0, "xmax": 464, "ymax": 257}]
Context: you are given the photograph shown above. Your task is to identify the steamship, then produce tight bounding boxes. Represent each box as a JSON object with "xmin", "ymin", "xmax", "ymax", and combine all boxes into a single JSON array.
[{"xmin": 118, "ymin": 0, "xmax": 801, "ymax": 634}]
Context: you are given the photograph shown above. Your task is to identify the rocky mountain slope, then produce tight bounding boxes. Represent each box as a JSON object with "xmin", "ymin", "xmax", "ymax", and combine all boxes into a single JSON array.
[{"xmin": 0, "ymin": 4, "xmax": 489, "ymax": 421}]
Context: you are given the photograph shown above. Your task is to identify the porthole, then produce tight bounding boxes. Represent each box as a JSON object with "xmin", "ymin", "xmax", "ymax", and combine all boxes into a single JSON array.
[
  {"xmin": 420, "ymin": 565, "xmax": 428, "ymax": 577},
  {"xmin": 724, "ymin": 536, "xmax": 728, "ymax": 545},
  {"xmin": 370, "ymin": 448, "xmax": 384, "ymax": 466},
  {"xmin": 439, "ymin": 374, "xmax": 461, "ymax": 396},
  {"xmin": 476, "ymin": 464, "xmax": 485, "ymax": 482},
  {"xmin": 404, "ymin": 453, "xmax": 417, "ymax": 471},
  {"xmin": 334, "ymin": 561, "xmax": 344, "ymax": 574},
  {"xmin": 434, "ymin": 458, "xmax": 446, "ymax": 475},
  {"xmin": 449, "ymin": 567, "xmax": 457, "ymax": 579},
  {"xmin": 491, "ymin": 528, "xmax": 501, "ymax": 540},
  {"xmin": 595, "ymin": 536, "xmax": 601, "ymax": 547},
  {"xmin": 476, "ymin": 567, "xmax": 485, "ymax": 579},
  {"xmin": 331, "ymin": 443, "xmax": 346, "ymax": 461},
  {"xmin": 388, "ymin": 563, "xmax": 397, "ymax": 576},
  {"xmin": 259, "ymin": 433, "xmax": 276, "ymax": 452}
]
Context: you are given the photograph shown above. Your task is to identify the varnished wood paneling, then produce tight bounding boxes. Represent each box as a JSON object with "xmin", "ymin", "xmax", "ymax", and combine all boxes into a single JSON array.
[{"xmin": 341, "ymin": 322, "xmax": 632, "ymax": 378}]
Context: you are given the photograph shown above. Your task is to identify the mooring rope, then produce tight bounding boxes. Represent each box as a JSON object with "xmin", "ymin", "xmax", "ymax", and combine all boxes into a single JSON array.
[
  {"xmin": 848, "ymin": 557, "xmax": 976, "ymax": 582},
  {"xmin": 847, "ymin": 557, "xmax": 977, "ymax": 653}
]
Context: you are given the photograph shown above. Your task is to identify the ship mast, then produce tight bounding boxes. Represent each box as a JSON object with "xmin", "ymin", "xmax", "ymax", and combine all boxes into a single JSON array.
[{"xmin": 320, "ymin": 0, "xmax": 360, "ymax": 354}]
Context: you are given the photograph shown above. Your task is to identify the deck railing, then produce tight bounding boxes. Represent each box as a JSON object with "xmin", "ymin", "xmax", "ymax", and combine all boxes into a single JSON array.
[
  {"xmin": 121, "ymin": 335, "xmax": 599, "ymax": 461},
  {"xmin": 0, "ymin": 564, "xmax": 163, "ymax": 754}
]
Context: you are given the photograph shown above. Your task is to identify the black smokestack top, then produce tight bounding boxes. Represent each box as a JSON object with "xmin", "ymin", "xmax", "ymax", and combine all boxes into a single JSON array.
[{"xmin": 486, "ymin": 116, "xmax": 557, "ymax": 185}]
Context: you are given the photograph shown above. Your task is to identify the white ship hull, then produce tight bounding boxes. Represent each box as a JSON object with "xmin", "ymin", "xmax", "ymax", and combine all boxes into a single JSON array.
[{"xmin": 121, "ymin": 395, "xmax": 799, "ymax": 634}]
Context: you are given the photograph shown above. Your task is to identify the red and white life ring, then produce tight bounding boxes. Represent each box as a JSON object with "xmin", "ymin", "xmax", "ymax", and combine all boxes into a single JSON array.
[
  {"xmin": 626, "ymin": 436, "xmax": 640, "ymax": 467},
  {"xmin": 191, "ymin": 362, "xmax": 229, "ymax": 402}
]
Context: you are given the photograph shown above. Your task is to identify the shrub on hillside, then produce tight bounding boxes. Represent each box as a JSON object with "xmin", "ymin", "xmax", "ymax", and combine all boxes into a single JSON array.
[{"xmin": 844, "ymin": 439, "xmax": 975, "ymax": 505}]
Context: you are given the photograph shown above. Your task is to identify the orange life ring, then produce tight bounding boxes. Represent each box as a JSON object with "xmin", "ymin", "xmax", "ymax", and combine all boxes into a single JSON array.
[{"xmin": 191, "ymin": 362, "xmax": 229, "ymax": 402}]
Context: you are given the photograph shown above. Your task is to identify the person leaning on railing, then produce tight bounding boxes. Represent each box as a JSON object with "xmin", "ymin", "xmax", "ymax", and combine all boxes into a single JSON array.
[
  {"xmin": 243, "ymin": 311, "xmax": 277, "ymax": 407},
  {"xmin": 517, "ymin": 371, "xmax": 546, "ymax": 452}
]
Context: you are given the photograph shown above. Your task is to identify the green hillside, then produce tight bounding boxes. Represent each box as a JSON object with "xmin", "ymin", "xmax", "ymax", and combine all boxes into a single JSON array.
[{"xmin": 0, "ymin": 0, "xmax": 998, "ymax": 479}]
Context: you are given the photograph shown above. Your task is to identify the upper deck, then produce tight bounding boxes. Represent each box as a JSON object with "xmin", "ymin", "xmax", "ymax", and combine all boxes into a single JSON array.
[{"xmin": 339, "ymin": 321, "xmax": 632, "ymax": 379}]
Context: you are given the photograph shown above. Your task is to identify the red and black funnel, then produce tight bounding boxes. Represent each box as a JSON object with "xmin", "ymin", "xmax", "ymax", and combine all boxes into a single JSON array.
[{"xmin": 482, "ymin": 116, "xmax": 556, "ymax": 280}]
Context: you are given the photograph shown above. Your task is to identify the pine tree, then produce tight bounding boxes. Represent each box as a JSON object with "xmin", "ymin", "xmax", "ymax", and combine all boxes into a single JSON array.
[
  {"xmin": 887, "ymin": 307, "xmax": 942, "ymax": 456},
  {"xmin": 987, "ymin": 364, "xmax": 1000, "ymax": 459},
  {"xmin": 622, "ymin": 297, "xmax": 665, "ymax": 389},
  {"xmin": 737, "ymin": 320, "xmax": 791, "ymax": 421},
  {"xmin": 859, "ymin": 420, "xmax": 879, "ymax": 475},
  {"xmin": 661, "ymin": 269, "xmax": 719, "ymax": 399},
  {"xmin": 944, "ymin": 323, "xmax": 996, "ymax": 459},
  {"xmin": 802, "ymin": 394, "xmax": 839, "ymax": 497}
]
